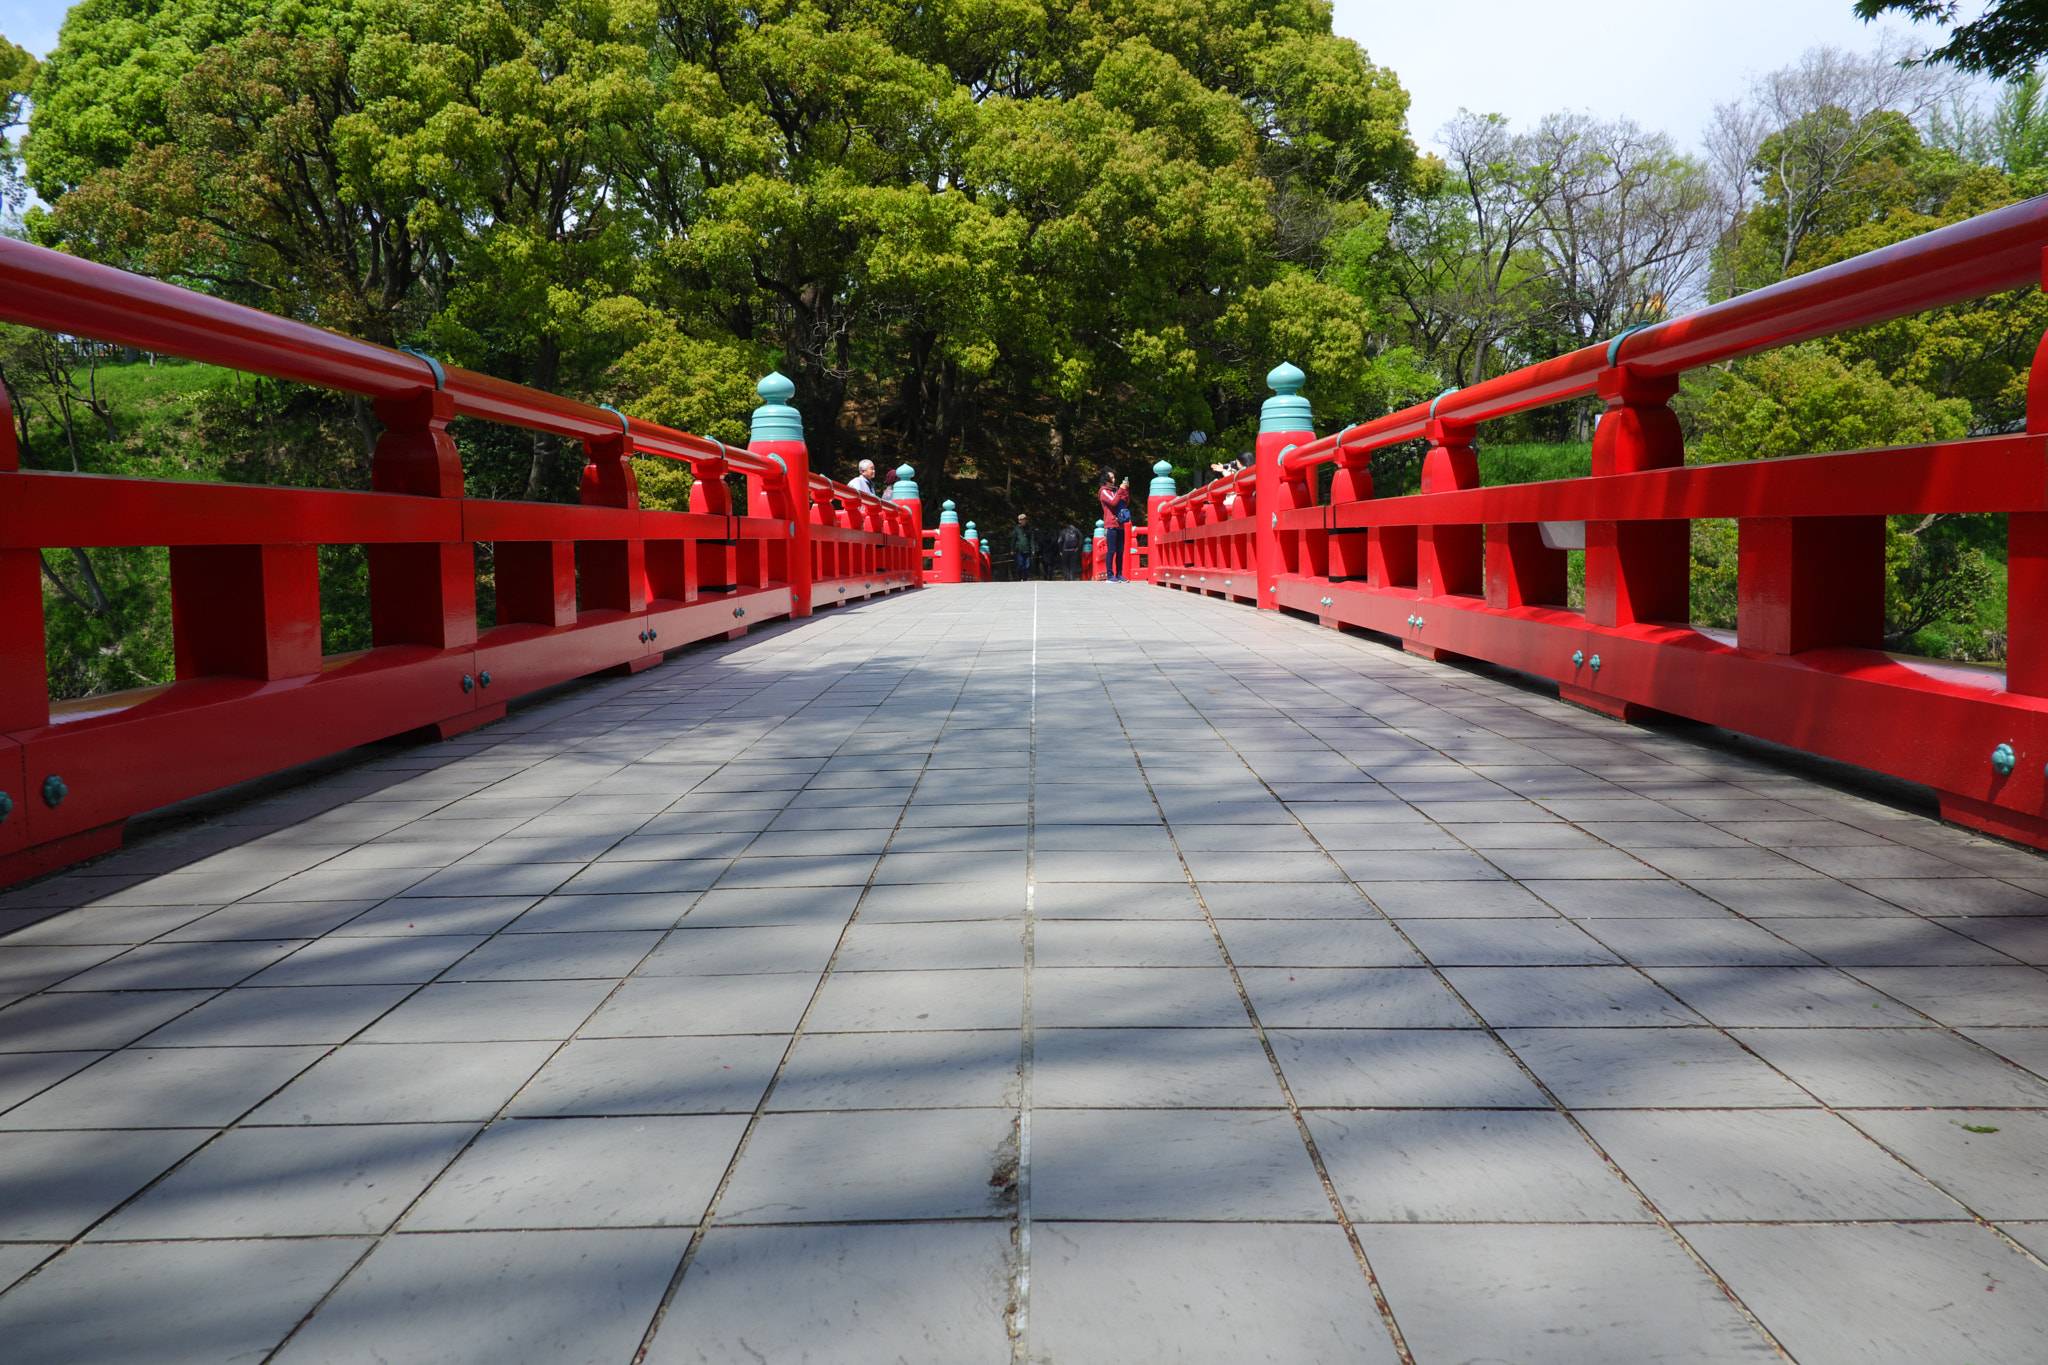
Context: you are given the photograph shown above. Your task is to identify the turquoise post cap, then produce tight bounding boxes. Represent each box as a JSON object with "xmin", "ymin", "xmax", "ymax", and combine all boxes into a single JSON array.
[
  {"xmin": 890, "ymin": 464, "xmax": 919, "ymax": 500},
  {"xmin": 1093, "ymin": 519, "xmax": 1106, "ymax": 540},
  {"xmin": 940, "ymin": 499, "xmax": 958, "ymax": 525},
  {"xmin": 1259, "ymin": 360, "xmax": 1313, "ymax": 436},
  {"xmin": 750, "ymin": 371, "xmax": 804, "ymax": 443},
  {"xmin": 1149, "ymin": 459, "xmax": 1177, "ymax": 498},
  {"xmin": 966, "ymin": 521, "xmax": 979, "ymax": 541}
]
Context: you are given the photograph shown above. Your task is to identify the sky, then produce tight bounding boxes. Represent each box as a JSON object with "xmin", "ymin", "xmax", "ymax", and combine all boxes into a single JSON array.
[
  {"xmin": 0, "ymin": 2, "xmax": 56, "ymax": 66},
  {"xmin": 1333, "ymin": 0, "xmax": 1969, "ymax": 153},
  {"xmin": 0, "ymin": 0, "xmax": 1983, "ymax": 153}
]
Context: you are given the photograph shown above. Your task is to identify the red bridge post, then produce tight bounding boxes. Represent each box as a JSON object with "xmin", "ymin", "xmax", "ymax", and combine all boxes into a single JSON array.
[
  {"xmin": 748, "ymin": 372, "xmax": 813, "ymax": 619},
  {"xmin": 936, "ymin": 502, "xmax": 962, "ymax": 583},
  {"xmin": 891, "ymin": 466, "xmax": 922, "ymax": 584},
  {"xmin": 1255, "ymin": 362, "xmax": 1314, "ymax": 610}
]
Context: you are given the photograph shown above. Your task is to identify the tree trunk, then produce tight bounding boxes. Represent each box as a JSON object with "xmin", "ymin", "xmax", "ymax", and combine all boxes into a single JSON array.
[{"xmin": 521, "ymin": 337, "xmax": 563, "ymax": 501}]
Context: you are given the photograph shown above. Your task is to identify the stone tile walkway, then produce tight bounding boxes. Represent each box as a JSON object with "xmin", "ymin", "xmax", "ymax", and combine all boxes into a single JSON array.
[{"xmin": 2, "ymin": 584, "xmax": 2048, "ymax": 1363}]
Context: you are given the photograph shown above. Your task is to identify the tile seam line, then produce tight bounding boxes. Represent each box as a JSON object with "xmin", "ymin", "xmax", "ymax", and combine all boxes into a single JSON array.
[
  {"xmin": 1096, "ymin": 595, "xmax": 1418, "ymax": 1365},
  {"xmin": 627, "ymin": 622, "xmax": 975, "ymax": 1365},
  {"xmin": 1186, "ymin": 593, "xmax": 2048, "ymax": 1268},
  {"xmin": 1132, "ymin": 592, "xmax": 1803, "ymax": 1361},
  {"xmin": 1013, "ymin": 583, "xmax": 1038, "ymax": 1362},
  {"xmin": 254, "ymin": 612, "xmax": 919, "ymax": 1360},
  {"xmin": 1223, "ymin": 602, "xmax": 2048, "ymax": 1265}
]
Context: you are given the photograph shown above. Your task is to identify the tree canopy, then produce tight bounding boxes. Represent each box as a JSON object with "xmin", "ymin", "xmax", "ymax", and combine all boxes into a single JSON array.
[{"xmin": 25, "ymin": 0, "xmax": 1422, "ymax": 512}]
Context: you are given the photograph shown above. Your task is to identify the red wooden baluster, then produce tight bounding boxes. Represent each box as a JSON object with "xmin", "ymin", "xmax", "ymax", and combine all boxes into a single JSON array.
[
  {"xmin": 0, "ymin": 376, "xmax": 48, "ymax": 736},
  {"xmin": 1485, "ymin": 524, "xmax": 1568, "ymax": 609},
  {"xmin": 368, "ymin": 386, "xmax": 475, "ymax": 651},
  {"xmin": 168, "ymin": 544, "xmax": 321, "ymax": 680},
  {"xmin": 576, "ymin": 428, "xmax": 648, "ymax": 621},
  {"xmin": 1584, "ymin": 366, "xmax": 1687, "ymax": 628},
  {"xmin": 688, "ymin": 457, "xmax": 734, "ymax": 599},
  {"xmin": 1417, "ymin": 416, "xmax": 1482, "ymax": 603},
  {"xmin": 495, "ymin": 539, "xmax": 577, "ymax": 627},
  {"xmin": 2006, "ymin": 247, "xmax": 2048, "ymax": 697},
  {"xmin": 1367, "ymin": 526, "xmax": 1417, "ymax": 591},
  {"xmin": 1327, "ymin": 444, "xmax": 1373, "ymax": 586},
  {"xmin": 1735, "ymin": 517, "xmax": 1885, "ymax": 654}
]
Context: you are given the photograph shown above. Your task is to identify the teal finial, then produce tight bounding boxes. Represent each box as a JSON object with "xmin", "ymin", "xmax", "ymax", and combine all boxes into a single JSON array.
[
  {"xmin": 940, "ymin": 499, "xmax": 958, "ymax": 525},
  {"xmin": 1093, "ymin": 519, "xmax": 1106, "ymax": 541},
  {"xmin": 1260, "ymin": 360, "xmax": 1313, "ymax": 436},
  {"xmin": 890, "ymin": 464, "xmax": 919, "ymax": 501},
  {"xmin": 1149, "ymin": 459, "xmax": 1177, "ymax": 498},
  {"xmin": 1266, "ymin": 361, "xmax": 1305, "ymax": 395},
  {"xmin": 966, "ymin": 521, "xmax": 979, "ymax": 542},
  {"xmin": 750, "ymin": 371, "xmax": 804, "ymax": 443}
]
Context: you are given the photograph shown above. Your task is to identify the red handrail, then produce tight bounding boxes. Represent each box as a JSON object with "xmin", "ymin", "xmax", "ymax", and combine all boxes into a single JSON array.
[
  {"xmin": 1156, "ymin": 194, "xmax": 2048, "ymax": 502},
  {"xmin": 0, "ymin": 237, "xmax": 931, "ymax": 888},
  {"xmin": 1151, "ymin": 194, "xmax": 2048, "ymax": 853},
  {"xmin": 0, "ymin": 238, "xmax": 785, "ymax": 481}
]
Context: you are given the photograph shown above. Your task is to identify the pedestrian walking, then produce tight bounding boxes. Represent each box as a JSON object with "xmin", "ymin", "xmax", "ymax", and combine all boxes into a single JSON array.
[
  {"xmin": 1098, "ymin": 467, "xmax": 1130, "ymax": 582},
  {"xmin": 1012, "ymin": 514, "xmax": 1036, "ymax": 580},
  {"xmin": 1058, "ymin": 522, "xmax": 1082, "ymax": 580}
]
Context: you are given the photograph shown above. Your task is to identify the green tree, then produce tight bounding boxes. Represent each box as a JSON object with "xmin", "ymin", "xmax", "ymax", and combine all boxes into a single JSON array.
[
  {"xmin": 1855, "ymin": 0, "xmax": 2048, "ymax": 79},
  {"xmin": 1687, "ymin": 342, "xmax": 1971, "ymax": 465},
  {"xmin": 0, "ymin": 34, "xmax": 34, "ymax": 213}
]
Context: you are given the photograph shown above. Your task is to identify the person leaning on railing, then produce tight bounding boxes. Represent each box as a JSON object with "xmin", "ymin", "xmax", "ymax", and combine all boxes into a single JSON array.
[{"xmin": 849, "ymin": 459, "xmax": 879, "ymax": 497}]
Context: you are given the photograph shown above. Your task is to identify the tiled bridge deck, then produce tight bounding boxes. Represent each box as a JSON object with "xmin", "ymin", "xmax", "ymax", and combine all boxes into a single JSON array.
[{"xmin": 3, "ymin": 585, "xmax": 2048, "ymax": 1364}]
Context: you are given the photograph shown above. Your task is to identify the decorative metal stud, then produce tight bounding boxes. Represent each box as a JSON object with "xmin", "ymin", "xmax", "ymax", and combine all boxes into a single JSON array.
[
  {"xmin": 1993, "ymin": 742, "xmax": 2018, "ymax": 776},
  {"xmin": 0, "ymin": 790, "xmax": 12, "ymax": 821},
  {"xmin": 1589, "ymin": 655, "xmax": 1602, "ymax": 672},
  {"xmin": 479, "ymin": 671, "xmax": 491, "ymax": 689},
  {"xmin": 649, "ymin": 630, "xmax": 657, "ymax": 641},
  {"xmin": 1572, "ymin": 650, "xmax": 1584, "ymax": 667},
  {"xmin": 461, "ymin": 674, "xmax": 474, "ymax": 693},
  {"xmin": 42, "ymin": 775, "xmax": 66, "ymax": 808},
  {"xmin": 734, "ymin": 607, "xmax": 746, "ymax": 618},
  {"xmin": 638, "ymin": 631, "xmax": 648, "ymax": 643}
]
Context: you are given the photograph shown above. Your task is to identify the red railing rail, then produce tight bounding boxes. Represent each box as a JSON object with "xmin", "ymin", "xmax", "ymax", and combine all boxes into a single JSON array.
[
  {"xmin": 0, "ymin": 239, "xmax": 926, "ymax": 886},
  {"xmin": 1152, "ymin": 195, "xmax": 2048, "ymax": 850}
]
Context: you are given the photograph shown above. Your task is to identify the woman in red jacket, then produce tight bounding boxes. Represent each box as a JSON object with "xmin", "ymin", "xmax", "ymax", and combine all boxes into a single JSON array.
[{"xmin": 1098, "ymin": 467, "xmax": 1130, "ymax": 582}]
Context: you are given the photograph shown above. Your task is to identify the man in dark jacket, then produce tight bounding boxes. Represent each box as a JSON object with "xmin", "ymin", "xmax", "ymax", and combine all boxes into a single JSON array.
[
  {"xmin": 1058, "ymin": 523, "xmax": 1083, "ymax": 580},
  {"xmin": 1012, "ymin": 514, "xmax": 1035, "ymax": 580}
]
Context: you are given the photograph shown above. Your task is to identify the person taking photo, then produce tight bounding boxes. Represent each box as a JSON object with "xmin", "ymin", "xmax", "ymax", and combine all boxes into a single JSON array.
[{"xmin": 1098, "ymin": 468, "xmax": 1131, "ymax": 582}]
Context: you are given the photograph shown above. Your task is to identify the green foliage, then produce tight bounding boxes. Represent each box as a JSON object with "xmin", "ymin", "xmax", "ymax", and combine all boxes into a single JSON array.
[
  {"xmin": 41, "ymin": 545, "xmax": 175, "ymax": 700},
  {"xmin": 1854, "ymin": 0, "xmax": 2048, "ymax": 80},
  {"xmin": 1685, "ymin": 343, "xmax": 1971, "ymax": 465},
  {"xmin": 630, "ymin": 457, "xmax": 695, "ymax": 513},
  {"xmin": 1887, "ymin": 514, "xmax": 2006, "ymax": 656},
  {"xmin": 29, "ymin": 0, "xmax": 1421, "ymax": 531},
  {"xmin": 1690, "ymin": 519, "xmax": 1740, "ymax": 631},
  {"xmin": 0, "ymin": 32, "xmax": 33, "ymax": 212},
  {"xmin": 1475, "ymin": 441, "xmax": 1590, "ymax": 486}
]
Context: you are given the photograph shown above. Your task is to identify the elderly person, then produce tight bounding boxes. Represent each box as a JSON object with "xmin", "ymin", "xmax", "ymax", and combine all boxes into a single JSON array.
[
  {"xmin": 1012, "ymin": 514, "xmax": 1036, "ymax": 580},
  {"xmin": 849, "ymin": 459, "xmax": 879, "ymax": 497}
]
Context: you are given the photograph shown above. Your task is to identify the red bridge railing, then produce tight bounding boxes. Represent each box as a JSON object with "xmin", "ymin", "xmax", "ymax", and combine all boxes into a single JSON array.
[
  {"xmin": 1153, "ymin": 196, "xmax": 2048, "ymax": 850},
  {"xmin": 920, "ymin": 503, "xmax": 991, "ymax": 583},
  {"xmin": 0, "ymin": 240, "xmax": 923, "ymax": 886}
]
